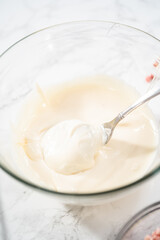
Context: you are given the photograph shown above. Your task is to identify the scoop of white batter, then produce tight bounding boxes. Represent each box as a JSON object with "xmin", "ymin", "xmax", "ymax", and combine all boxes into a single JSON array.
[{"xmin": 40, "ymin": 120, "xmax": 106, "ymax": 175}]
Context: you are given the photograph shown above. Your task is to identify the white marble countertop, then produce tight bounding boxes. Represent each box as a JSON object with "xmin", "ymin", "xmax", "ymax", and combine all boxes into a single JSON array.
[{"xmin": 0, "ymin": 0, "xmax": 160, "ymax": 239}]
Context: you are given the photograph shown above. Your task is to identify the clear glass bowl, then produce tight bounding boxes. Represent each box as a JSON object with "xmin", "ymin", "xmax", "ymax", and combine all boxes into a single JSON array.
[
  {"xmin": 0, "ymin": 21, "xmax": 160, "ymax": 205},
  {"xmin": 116, "ymin": 201, "xmax": 160, "ymax": 239}
]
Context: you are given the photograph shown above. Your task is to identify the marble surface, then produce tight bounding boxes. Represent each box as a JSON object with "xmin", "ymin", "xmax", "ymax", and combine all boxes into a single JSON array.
[{"xmin": 0, "ymin": 0, "xmax": 160, "ymax": 239}]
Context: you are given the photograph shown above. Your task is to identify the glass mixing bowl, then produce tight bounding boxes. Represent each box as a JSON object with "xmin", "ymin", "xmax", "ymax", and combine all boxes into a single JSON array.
[
  {"xmin": 0, "ymin": 21, "xmax": 160, "ymax": 205},
  {"xmin": 116, "ymin": 201, "xmax": 160, "ymax": 240}
]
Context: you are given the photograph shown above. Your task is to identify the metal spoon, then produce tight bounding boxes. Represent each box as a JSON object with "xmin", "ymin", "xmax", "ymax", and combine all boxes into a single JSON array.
[{"xmin": 103, "ymin": 72, "xmax": 160, "ymax": 144}]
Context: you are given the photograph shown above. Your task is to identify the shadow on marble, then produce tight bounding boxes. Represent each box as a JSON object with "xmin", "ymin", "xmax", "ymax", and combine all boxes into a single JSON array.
[{"xmin": 63, "ymin": 181, "xmax": 157, "ymax": 239}]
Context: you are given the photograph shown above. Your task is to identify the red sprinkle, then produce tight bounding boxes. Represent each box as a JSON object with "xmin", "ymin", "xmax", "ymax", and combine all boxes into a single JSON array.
[
  {"xmin": 145, "ymin": 74, "xmax": 154, "ymax": 83},
  {"xmin": 153, "ymin": 61, "xmax": 159, "ymax": 67}
]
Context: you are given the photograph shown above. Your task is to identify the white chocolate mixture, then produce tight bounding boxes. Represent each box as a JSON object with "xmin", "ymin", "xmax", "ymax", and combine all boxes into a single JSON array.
[
  {"xmin": 41, "ymin": 119, "xmax": 106, "ymax": 175},
  {"xmin": 13, "ymin": 76, "xmax": 158, "ymax": 193}
]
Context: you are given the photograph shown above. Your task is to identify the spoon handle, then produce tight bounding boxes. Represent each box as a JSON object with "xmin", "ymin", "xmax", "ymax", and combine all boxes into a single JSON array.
[
  {"xmin": 103, "ymin": 61, "xmax": 160, "ymax": 143},
  {"xmin": 103, "ymin": 82, "xmax": 160, "ymax": 131},
  {"xmin": 120, "ymin": 84, "xmax": 160, "ymax": 120}
]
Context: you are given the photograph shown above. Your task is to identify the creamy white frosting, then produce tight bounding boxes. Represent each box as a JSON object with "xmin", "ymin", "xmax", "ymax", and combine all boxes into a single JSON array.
[
  {"xmin": 40, "ymin": 119, "xmax": 106, "ymax": 175},
  {"xmin": 13, "ymin": 76, "xmax": 158, "ymax": 193}
]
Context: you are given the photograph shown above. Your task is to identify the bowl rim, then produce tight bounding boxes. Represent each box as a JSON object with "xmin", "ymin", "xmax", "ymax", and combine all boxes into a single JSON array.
[
  {"xmin": 0, "ymin": 20, "xmax": 160, "ymax": 197},
  {"xmin": 116, "ymin": 201, "xmax": 160, "ymax": 239}
]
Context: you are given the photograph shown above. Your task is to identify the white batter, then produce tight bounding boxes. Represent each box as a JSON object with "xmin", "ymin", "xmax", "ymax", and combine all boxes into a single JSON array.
[
  {"xmin": 41, "ymin": 119, "xmax": 106, "ymax": 175},
  {"xmin": 13, "ymin": 76, "xmax": 158, "ymax": 193}
]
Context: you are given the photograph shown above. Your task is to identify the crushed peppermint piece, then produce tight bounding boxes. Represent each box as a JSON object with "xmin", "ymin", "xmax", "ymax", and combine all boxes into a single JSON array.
[
  {"xmin": 144, "ymin": 228, "xmax": 160, "ymax": 240},
  {"xmin": 145, "ymin": 58, "xmax": 159, "ymax": 83},
  {"xmin": 153, "ymin": 61, "xmax": 159, "ymax": 67},
  {"xmin": 146, "ymin": 74, "xmax": 154, "ymax": 82}
]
